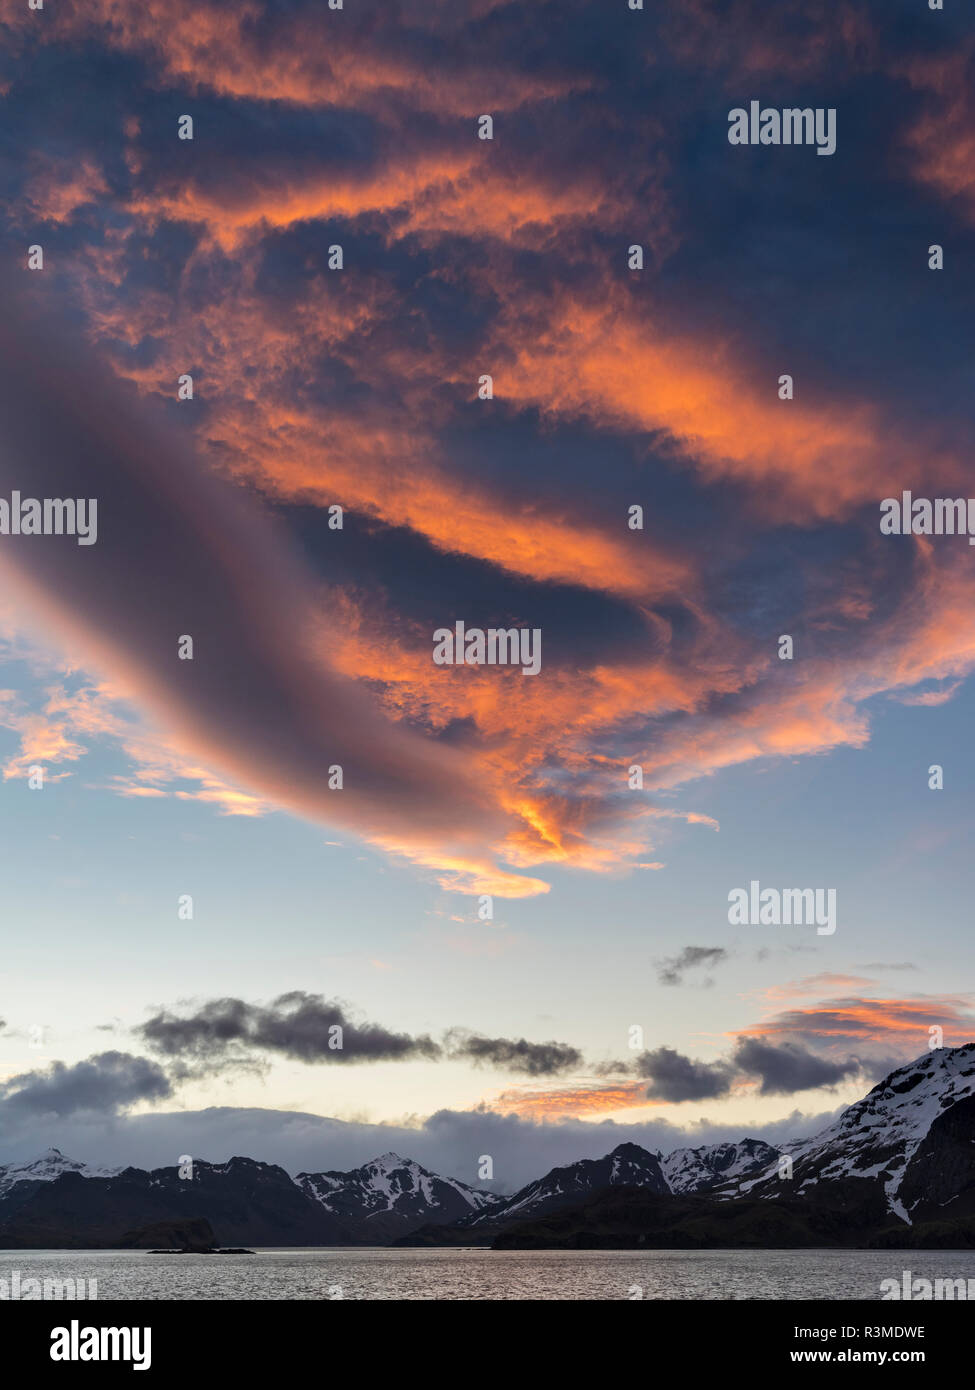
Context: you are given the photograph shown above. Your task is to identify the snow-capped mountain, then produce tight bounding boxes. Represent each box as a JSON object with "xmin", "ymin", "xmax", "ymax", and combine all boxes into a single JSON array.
[
  {"xmin": 0, "ymin": 1153, "xmax": 353, "ymax": 1248},
  {"xmin": 487, "ymin": 1047, "xmax": 975, "ymax": 1249},
  {"xmin": 465, "ymin": 1141, "xmax": 669, "ymax": 1228},
  {"xmin": 296, "ymin": 1151, "xmax": 503, "ymax": 1242},
  {"xmin": 0, "ymin": 1147, "xmax": 119, "ymax": 1199},
  {"xmin": 0, "ymin": 1148, "xmax": 502, "ymax": 1247},
  {"xmin": 6, "ymin": 1047, "xmax": 975, "ymax": 1248},
  {"xmin": 738, "ymin": 1044, "xmax": 975, "ymax": 1222},
  {"xmin": 662, "ymin": 1138, "xmax": 782, "ymax": 1194}
]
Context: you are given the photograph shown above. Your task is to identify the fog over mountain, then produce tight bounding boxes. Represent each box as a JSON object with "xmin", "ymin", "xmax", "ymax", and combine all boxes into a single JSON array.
[{"xmin": 0, "ymin": 1100, "xmax": 840, "ymax": 1195}]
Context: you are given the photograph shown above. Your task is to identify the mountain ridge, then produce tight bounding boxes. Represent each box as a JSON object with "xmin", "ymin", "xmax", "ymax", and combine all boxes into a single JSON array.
[{"xmin": 4, "ymin": 1044, "xmax": 975, "ymax": 1248}]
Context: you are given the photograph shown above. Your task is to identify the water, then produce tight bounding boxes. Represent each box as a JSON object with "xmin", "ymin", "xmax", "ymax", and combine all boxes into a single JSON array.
[{"xmin": 3, "ymin": 1247, "xmax": 974, "ymax": 1300}]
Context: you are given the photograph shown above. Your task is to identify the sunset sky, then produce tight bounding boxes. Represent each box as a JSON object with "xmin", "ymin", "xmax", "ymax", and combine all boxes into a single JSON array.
[{"xmin": 0, "ymin": 0, "xmax": 974, "ymax": 1191}]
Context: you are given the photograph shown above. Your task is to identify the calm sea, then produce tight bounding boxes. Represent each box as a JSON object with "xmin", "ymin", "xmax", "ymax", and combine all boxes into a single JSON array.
[{"xmin": 3, "ymin": 1247, "xmax": 974, "ymax": 1300}]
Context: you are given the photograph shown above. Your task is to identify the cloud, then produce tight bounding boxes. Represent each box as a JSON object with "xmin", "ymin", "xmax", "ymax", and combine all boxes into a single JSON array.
[
  {"xmin": 894, "ymin": 680, "xmax": 963, "ymax": 707},
  {"xmin": 12, "ymin": 0, "xmax": 585, "ymax": 123},
  {"xmin": 731, "ymin": 1036, "xmax": 862, "ymax": 1096},
  {"xmin": 760, "ymin": 973, "xmax": 881, "ymax": 1002},
  {"xmin": 443, "ymin": 1030, "xmax": 582, "ymax": 1077},
  {"xmin": 656, "ymin": 946, "xmax": 729, "ymax": 987},
  {"xmin": 492, "ymin": 1079, "xmax": 656, "ymax": 1118},
  {"xmin": 509, "ymin": 1035, "xmax": 874, "ymax": 1114},
  {"xmin": 737, "ymin": 993, "xmax": 975, "ymax": 1057},
  {"xmin": 484, "ymin": 990, "xmax": 975, "ymax": 1116},
  {"xmin": 0, "ymin": 274, "xmax": 547, "ymax": 896},
  {"xmin": 3, "ymin": 0, "xmax": 975, "ymax": 898},
  {"xmin": 0, "ymin": 1099, "xmax": 846, "ymax": 1193},
  {"xmin": 0, "ymin": 1052, "xmax": 172, "ymax": 1119},
  {"xmin": 635, "ymin": 1047, "xmax": 737, "ymax": 1103},
  {"xmin": 854, "ymin": 963, "xmax": 919, "ymax": 974},
  {"xmin": 0, "ymin": 683, "xmax": 91, "ymax": 781},
  {"xmin": 137, "ymin": 992, "xmax": 586, "ymax": 1080},
  {"xmin": 137, "ymin": 992, "xmax": 441, "ymax": 1071}
]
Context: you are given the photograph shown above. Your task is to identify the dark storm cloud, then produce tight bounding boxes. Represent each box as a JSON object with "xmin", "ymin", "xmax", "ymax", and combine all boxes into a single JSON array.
[
  {"xmin": 138, "ymin": 993, "xmax": 441, "ymax": 1070},
  {"xmin": 633, "ymin": 1037, "xmax": 868, "ymax": 1101},
  {"xmin": 0, "ymin": 1051, "xmax": 172, "ymax": 1118},
  {"xmin": 635, "ymin": 1047, "xmax": 736, "ymax": 1102},
  {"xmin": 656, "ymin": 946, "xmax": 729, "ymax": 986},
  {"xmin": 138, "ymin": 995, "xmax": 587, "ymax": 1077},
  {"xmin": 732, "ymin": 1037, "xmax": 863, "ymax": 1096},
  {"xmin": 443, "ymin": 1029, "xmax": 582, "ymax": 1077}
]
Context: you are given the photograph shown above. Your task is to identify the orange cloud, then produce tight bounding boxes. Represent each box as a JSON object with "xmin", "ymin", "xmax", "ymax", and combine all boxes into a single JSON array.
[
  {"xmin": 16, "ymin": 0, "xmax": 587, "ymax": 118},
  {"xmin": 899, "ymin": 46, "xmax": 975, "ymax": 220},
  {"xmin": 759, "ymin": 974, "xmax": 882, "ymax": 1002},
  {"xmin": 6, "ymin": 0, "xmax": 975, "ymax": 898},
  {"xmin": 736, "ymin": 994, "xmax": 975, "ymax": 1054},
  {"xmin": 491, "ymin": 1078, "xmax": 655, "ymax": 1118},
  {"xmin": 488, "ymin": 285, "xmax": 972, "ymax": 521},
  {"xmin": 24, "ymin": 156, "xmax": 108, "ymax": 225}
]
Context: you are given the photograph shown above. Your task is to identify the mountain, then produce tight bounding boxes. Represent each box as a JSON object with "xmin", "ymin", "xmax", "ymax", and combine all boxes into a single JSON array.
[
  {"xmin": 494, "ymin": 1045, "xmax": 975, "ymax": 1249},
  {"xmin": 467, "ymin": 1142, "xmax": 669, "ymax": 1227},
  {"xmin": 295, "ymin": 1151, "xmax": 504, "ymax": 1243},
  {"xmin": 661, "ymin": 1139, "xmax": 781, "ymax": 1194},
  {"xmin": 491, "ymin": 1179, "xmax": 902, "ymax": 1250},
  {"xmin": 6, "ymin": 1046, "xmax": 975, "ymax": 1249},
  {"xmin": 398, "ymin": 1142, "xmax": 670, "ymax": 1245},
  {"xmin": 0, "ymin": 1155, "xmax": 350, "ymax": 1249},
  {"xmin": 0, "ymin": 1147, "xmax": 122, "ymax": 1199},
  {"xmin": 0, "ymin": 1150, "xmax": 500, "ymax": 1248},
  {"xmin": 737, "ymin": 1044, "xmax": 975, "ymax": 1221}
]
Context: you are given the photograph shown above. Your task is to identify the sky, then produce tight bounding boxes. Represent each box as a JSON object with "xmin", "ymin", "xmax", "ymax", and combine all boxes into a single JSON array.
[{"xmin": 0, "ymin": 0, "xmax": 974, "ymax": 1193}]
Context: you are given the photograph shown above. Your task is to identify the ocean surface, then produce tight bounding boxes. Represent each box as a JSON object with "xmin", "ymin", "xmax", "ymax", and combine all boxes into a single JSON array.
[{"xmin": 3, "ymin": 1247, "xmax": 975, "ymax": 1300}]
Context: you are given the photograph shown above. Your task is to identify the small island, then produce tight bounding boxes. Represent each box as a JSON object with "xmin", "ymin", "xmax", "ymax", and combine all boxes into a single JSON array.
[
  {"xmin": 123, "ymin": 1217, "xmax": 253, "ymax": 1254},
  {"xmin": 148, "ymin": 1247, "xmax": 255, "ymax": 1254}
]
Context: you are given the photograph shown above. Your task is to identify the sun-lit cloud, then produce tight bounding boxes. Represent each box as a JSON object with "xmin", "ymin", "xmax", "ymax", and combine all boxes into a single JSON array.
[
  {"xmin": 491, "ymin": 1078, "xmax": 656, "ymax": 1119},
  {"xmin": 735, "ymin": 993, "xmax": 975, "ymax": 1061},
  {"xmin": 2, "ymin": 0, "xmax": 975, "ymax": 901}
]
